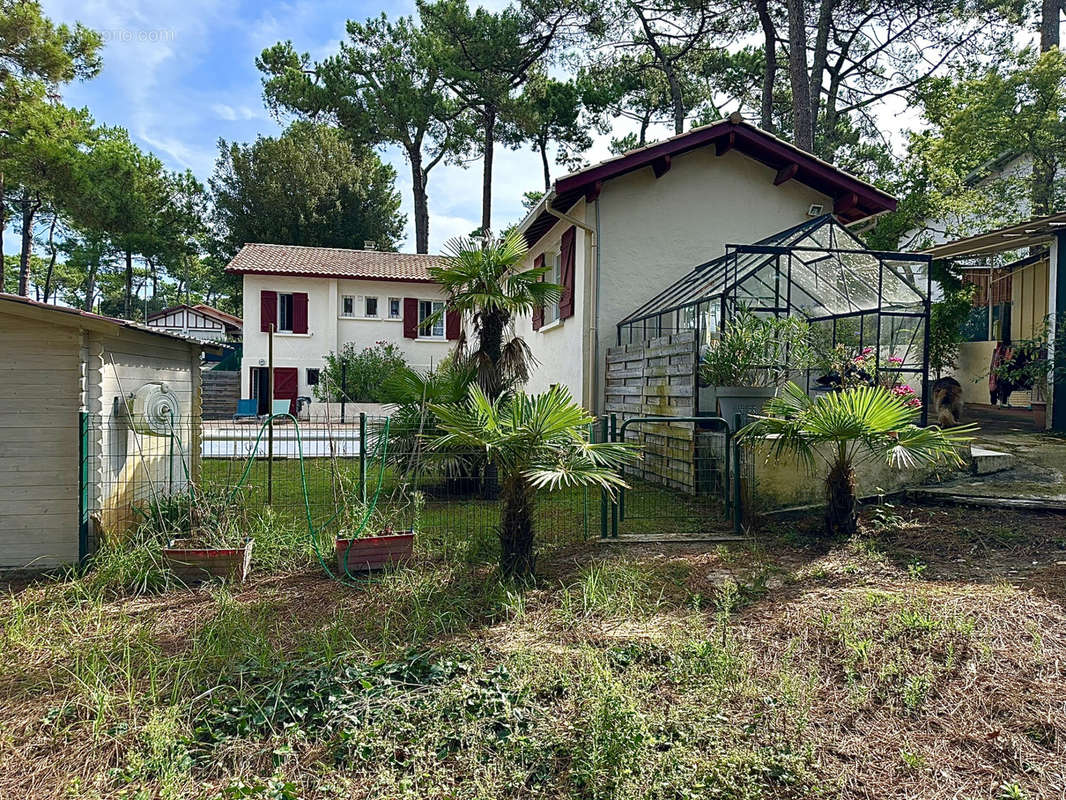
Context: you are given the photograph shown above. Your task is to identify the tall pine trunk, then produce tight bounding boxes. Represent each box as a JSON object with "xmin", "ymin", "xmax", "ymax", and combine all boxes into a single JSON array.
[
  {"xmin": 43, "ymin": 213, "xmax": 58, "ymax": 303},
  {"xmin": 786, "ymin": 0, "xmax": 814, "ymax": 153},
  {"xmin": 481, "ymin": 105, "xmax": 496, "ymax": 235},
  {"xmin": 124, "ymin": 248, "xmax": 134, "ymax": 319},
  {"xmin": 756, "ymin": 0, "xmax": 777, "ymax": 131},
  {"xmin": 540, "ymin": 138, "xmax": 551, "ymax": 192},
  {"xmin": 409, "ymin": 149, "xmax": 430, "ymax": 254},
  {"xmin": 499, "ymin": 472, "xmax": 536, "ymax": 578},
  {"xmin": 18, "ymin": 190, "xmax": 40, "ymax": 297},
  {"xmin": 0, "ymin": 175, "xmax": 6, "ymax": 293}
]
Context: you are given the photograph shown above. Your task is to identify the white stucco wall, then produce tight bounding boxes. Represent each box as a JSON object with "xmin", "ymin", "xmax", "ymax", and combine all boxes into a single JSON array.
[
  {"xmin": 519, "ymin": 148, "xmax": 835, "ymax": 413},
  {"xmin": 241, "ymin": 274, "xmax": 454, "ymax": 400},
  {"xmin": 515, "ymin": 199, "xmax": 588, "ymax": 402}
]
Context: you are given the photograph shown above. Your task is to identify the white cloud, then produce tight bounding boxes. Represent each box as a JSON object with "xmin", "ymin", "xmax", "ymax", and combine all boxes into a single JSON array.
[{"xmin": 211, "ymin": 103, "xmax": 259, "ymax": 121}]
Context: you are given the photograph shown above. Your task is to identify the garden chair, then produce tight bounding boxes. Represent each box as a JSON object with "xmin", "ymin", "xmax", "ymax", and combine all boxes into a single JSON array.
[
  {"xmin": 232, "ymin": 399, "xmax": 258, "ymax": 423},
  {"xmin": 268, "ymin": 399, "xmax": 293, "ymax": 420}
]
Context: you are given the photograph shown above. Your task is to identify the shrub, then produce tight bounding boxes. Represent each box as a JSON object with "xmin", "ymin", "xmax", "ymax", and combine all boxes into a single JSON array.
[{"xmin": 317, "ymin": 340, "xmax": 408, "ymax": 402}]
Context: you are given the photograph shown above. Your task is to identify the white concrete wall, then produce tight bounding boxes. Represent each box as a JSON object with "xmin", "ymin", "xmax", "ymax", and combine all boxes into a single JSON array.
[
  {"xmin": 0, "ymin": 315, "xmax": 81, "ymax": 568},
  {"xmin": 515, "ymin": 199, "xmax": 588, "ymax": 402},
  {"xmin": 241, "ymin": 274, "xmax": 454, "ymax": 401},
  {"xmin": 519, "ymin": 148, "xmax": 834, "ymax": 413}
]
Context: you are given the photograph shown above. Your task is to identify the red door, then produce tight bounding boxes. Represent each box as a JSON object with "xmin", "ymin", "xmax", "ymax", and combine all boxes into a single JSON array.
[{"xmin": 273, "ymin": 368, "xmax": 299, "ymax": 415}]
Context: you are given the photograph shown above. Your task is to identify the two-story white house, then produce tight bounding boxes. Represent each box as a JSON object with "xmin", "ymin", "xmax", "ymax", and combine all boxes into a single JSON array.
[
  {"xmin": 513, "ymin": 114, "xmax": 898, "ymax": 413},
  {"xmin": 226, "ymin": 243, "xmax": 458, "ymax": 413}
]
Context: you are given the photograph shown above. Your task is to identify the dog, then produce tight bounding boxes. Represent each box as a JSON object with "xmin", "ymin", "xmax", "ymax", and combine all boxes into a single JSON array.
[{"xmin": 930, "ymin": 377, "xmax": 964, "ymax": 427}]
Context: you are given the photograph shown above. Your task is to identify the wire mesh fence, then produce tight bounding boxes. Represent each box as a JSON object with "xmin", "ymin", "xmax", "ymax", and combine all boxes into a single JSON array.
[
  {"xmin": 609, "ymin": 417, "xmax": 740, "ymax": 538},
  {"xmin": 81, "ymin": 413, "xmax": 593, "ymax": 559}
]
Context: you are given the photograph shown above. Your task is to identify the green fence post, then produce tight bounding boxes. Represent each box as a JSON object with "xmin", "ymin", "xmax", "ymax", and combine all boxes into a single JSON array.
[
  {"xmin": 614, "ymin": 413, "xmax": 622, "ymax": 539},
  {"xmin": 599, "ymin": 415, "xmax": 609, "ymax": 539},
  {"xmin": 733, "ymin": 412, "xmax": 743, "ymax": 536},
  {"xmin": 359, "ymin": 412, "xmax": 367, "ymax": 505}
]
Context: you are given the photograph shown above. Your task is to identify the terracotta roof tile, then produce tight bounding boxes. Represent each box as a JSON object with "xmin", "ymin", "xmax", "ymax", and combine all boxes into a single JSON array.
[{"xmin": 225, "ymin": 243, "xmax": 446, "ymax": 282}]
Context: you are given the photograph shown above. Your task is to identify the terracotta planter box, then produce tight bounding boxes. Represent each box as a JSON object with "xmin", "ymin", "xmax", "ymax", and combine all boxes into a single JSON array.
[
  {"xmin": 163, "ymin": 539, "xmax": 253, "ymax": 584},
  {"xmin": 335, "ymin": 532, "xmax": 414, "ymax": 574}
]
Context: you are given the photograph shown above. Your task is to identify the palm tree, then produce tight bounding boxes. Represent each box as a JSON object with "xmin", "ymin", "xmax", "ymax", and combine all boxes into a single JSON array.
[
  {"xmin": 737, "ymin": 382, "xmax": 976, "ymax": 536},
  {"xmin": 431, "ymin": 384, "xmax": 637, "ymax": 578},
  {"xmin": 429, "ymin": 230, "xmax": 561, "ymax": 399}
]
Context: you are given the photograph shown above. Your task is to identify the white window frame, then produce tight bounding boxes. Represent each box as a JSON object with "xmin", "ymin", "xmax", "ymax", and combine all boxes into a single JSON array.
[
  {"xmin": 388, "ymin": 297, "xmax": 401, "ymax": 319},
  {"xmin": 364, "ymin": 296, "xmax": 379, "ymax": 317},
  {"xmin": 278, "ymin": 293, "xmax": 295, "ymax": 332},
  {"xmin": 418, "ymin": 300, "xmax": 446, "ymax": 339},
  {"xmin": 341, "ymin": 295, "xmax": 355, "ymax": 318},
  {"xmin": 544, "ymin": 251, "xmax": 562, "ymax": 326}
]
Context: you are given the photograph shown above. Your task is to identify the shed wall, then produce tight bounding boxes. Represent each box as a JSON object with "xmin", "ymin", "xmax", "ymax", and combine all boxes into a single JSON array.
[{"xmin": 0, "ymin": 316, "xmax": 81, "ymax": 567}]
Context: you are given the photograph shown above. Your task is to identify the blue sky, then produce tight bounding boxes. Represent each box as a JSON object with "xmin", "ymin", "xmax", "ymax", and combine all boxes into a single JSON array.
[{"xmin": 40, "ymin": 0, "xmax": 628, "ymax": 253}]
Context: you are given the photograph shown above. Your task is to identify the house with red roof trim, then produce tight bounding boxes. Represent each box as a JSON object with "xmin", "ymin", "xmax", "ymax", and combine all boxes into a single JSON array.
[
  {"xmin": 225, "ymin": 244, "xmax": 456, "ymax": 413},
  {"xmin": 513, "ymin": 113, "xmax": 897, "ymax": 411}
]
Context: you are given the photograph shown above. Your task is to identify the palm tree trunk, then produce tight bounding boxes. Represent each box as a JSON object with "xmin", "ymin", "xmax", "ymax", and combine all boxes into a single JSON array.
[
  {"xmin": 499, "ymin": 472, "xmax": 535, "ymax": 578},
  {"xmin": 825, "ymin": 460, "xmax": 857, "ymax": 536}
]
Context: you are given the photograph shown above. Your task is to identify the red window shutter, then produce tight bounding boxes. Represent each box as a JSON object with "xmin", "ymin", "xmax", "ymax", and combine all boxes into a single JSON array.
[
  {"xmin": 403, "ymin": 297, "xmax": 418, "ymax": 339},
  {"xmin": 292, "ymin": 292, "xmax": 308, "ymax": 334},
  {"xmin": 446, "ymin": 309, "xmax": 461, "ymax": 340},
  {"xmin": 559, "ymin": 226, "xmax": 576, "ymax": 319},
  {"xmin": 531, "ymin": 254, "xmax": 544, "ymax": 331},
  {"xmin": 260, "ymin": 290, "xmax": 277, "ymax": 332}
]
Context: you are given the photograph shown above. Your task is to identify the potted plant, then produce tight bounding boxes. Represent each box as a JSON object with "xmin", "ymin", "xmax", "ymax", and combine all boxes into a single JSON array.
[
  {"xmin": 699, "ymin": 308, "xmax": 814, "ymax": 425},
  {"xmin": 989, "ymin": 317, "xmax": 1063, "ymax": 430},
  {"xmin": 333, "ymin": 489, "xmax": 422, "ymax": 575},
  {"xmin": 147, "ymin": 487, "xmax": 254, "ymax": 583}
]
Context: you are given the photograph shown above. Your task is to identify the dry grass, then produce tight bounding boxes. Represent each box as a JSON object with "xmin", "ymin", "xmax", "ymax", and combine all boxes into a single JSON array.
[{"xmin": 0, "ymin": 505, "xmax": 1064, "ymax": 799}]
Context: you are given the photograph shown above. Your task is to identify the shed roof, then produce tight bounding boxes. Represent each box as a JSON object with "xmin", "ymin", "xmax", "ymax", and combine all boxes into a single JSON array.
[
  {"xmin": 225, "ymin": 243, "xmax": 445, "ymax": 282},
  {"xmin": 919, "ymin": 211, "xmax": 1066, "ymax": 259},
  {"xmin": 148, "ymin": 303, "xmax": 243, "ymax": 330},
  {"xmin": 0, "ymin": 293, "xmax": 214, "ymax": 348},
  {"xmin": 519, "ymin": 114, "xmax": 898, "ymax": 248}
]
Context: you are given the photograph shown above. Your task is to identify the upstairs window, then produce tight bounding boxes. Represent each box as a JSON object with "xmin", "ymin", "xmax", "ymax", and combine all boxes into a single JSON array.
[
  {"xmin": 278, "ymin": 293, "xmax": 294, "ymax": 332},
  {"xmin": 389, "ymin": 297, "xmax": 401, "ymax": 319},
  {"xmin": 341, "ymin": 295, "xmax": 355, "ymax": 317},
  {"xmin": 418, "ymin": 300, "xmax": 445, "ymax": 338},
  {"xmin": 545, "ymin": 252, "xmax": 562, "ymax": 325},
  {"xmin": 365, "ymin": 296, "xmax": 378, "ymax": 317}
]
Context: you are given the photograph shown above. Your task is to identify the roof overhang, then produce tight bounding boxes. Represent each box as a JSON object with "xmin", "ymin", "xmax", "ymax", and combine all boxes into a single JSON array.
[
  {"xmin": 920, "ymin": 211, "xmax": 1066, "ymax": 259},
  {"xmin": 229, "ymin": 267, "xmax": 436, "ymax": 284},
  {"xmin": 519, "ymin": 115, "xmax": 897, "ymax": 248},
  {"xmin": 0, "ymin": 293, "xmax": 217, "ymax": 350}
]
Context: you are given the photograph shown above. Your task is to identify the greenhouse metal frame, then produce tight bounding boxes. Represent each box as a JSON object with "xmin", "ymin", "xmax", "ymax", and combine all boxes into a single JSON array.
[{"xmin": 617, "ymin": 215, "xmax": 933, "ymax": 422}]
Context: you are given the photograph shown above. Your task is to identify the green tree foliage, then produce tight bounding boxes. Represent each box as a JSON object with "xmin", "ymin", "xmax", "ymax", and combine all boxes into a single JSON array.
[
  {"xmin": 258, "ymin": 15, "xmax": 467, "ymax": 254},
  {"xmin": 210, "ymin": 123, "xmax": 405, "ymax": 259},
  {"xmin": 871, "ymin": 47, "xmax": 1066, "ymax": 249},
  {"xmin": 432, "ymin": 384, "xmax": 636, "ymax": 577},
  {"xmin": 508, "ymin": 73, "xmax": 593, "ymax": 191},
  {"xmin": 418, "ymin": 0, "xmax": 576, "ymax": 234},
  {"xmin": 0, "ymin": 0, "xmax": 101, "ymax": 293}
]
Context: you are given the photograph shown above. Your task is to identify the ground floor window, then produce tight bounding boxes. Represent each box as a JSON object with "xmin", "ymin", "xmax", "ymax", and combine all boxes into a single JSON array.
[
  {"xmin": 418, "ymin": 300, "xmax": 445, "ymax": 337},
  {"xmin": 307, "ymin": 368, "xmax": 320, "ymax": 386}
]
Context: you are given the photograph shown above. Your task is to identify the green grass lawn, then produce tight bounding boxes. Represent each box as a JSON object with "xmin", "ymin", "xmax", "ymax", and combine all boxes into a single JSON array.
[{"xmin": 3, "ymin": 502, "xmax": 1064, "ymax": 799}]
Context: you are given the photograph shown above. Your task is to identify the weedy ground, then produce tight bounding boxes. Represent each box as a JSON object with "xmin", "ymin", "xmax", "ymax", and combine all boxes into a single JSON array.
[{"xmin": 0, "ymin": 503, "xmax": 1064, "ymax": 799}]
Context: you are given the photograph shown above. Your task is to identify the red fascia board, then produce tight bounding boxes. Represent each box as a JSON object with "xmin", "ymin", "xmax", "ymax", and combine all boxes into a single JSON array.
[{"xmin": 554, "ymin": 121, "xmax": 896, "ymax": 217}]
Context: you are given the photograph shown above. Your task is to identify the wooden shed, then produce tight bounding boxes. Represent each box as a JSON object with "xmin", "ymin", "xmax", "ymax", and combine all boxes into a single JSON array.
[{"xmin": 0, "ymin": 294, "xmax": 209, "ymax": 569}]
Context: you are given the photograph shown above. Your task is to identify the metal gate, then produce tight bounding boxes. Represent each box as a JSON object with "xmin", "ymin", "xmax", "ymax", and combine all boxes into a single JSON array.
[{"xmin": 598, "ymin": 414, "xmax": 744, "ymax": 540}]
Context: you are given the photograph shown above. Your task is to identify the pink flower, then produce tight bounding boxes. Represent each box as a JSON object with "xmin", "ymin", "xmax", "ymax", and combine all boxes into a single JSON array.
[{"xmin": 888, "ymin": 355, "xmax": 904, "ymax": 364}]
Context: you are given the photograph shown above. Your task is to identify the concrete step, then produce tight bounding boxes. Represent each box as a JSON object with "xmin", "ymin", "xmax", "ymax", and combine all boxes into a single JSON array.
[{"xmin": 970, "ymin": 445, "xmax": 1014, "ymax": 476}]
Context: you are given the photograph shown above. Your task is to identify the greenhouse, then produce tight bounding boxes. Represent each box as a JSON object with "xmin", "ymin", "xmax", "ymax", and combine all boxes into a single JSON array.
[{"xmin": 616, "ymin": 214, "xmax": 933, "ymax": 421}]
